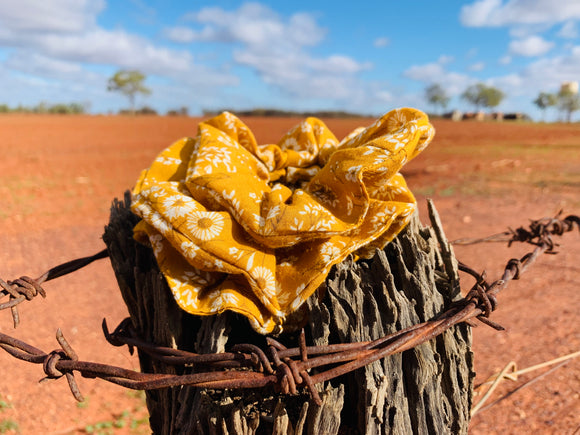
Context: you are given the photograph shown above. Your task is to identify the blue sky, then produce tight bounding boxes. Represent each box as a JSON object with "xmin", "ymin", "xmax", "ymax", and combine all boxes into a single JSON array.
[{"xmin": 1, "ymin": 0, "xmax": 580, "ymax": 119}]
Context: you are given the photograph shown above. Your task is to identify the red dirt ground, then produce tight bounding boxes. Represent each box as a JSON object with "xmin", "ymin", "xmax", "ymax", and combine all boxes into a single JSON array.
[{"xmin": 0, "ymin": 114, "xmax": 578, "ymax": 434}]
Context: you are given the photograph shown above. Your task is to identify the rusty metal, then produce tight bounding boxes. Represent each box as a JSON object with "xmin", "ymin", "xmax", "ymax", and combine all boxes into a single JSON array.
[
  {"xmin": 0, "ymin": 249, "xmax": 108, "ymax": 327},
  {"xmin": 0, "ymin": 214, "xmax": 577, "ymax": 404}
]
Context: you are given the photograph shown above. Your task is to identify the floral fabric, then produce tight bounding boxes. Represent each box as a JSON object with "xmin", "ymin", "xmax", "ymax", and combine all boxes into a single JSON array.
[{"xmin": 131, "ymin": 108, "xmax": 434, "ymax": 334}]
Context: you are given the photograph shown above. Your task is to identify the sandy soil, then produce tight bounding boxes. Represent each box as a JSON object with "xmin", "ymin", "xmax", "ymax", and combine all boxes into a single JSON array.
[{"xmin": 0, "ymin": 114, "xmax": 578, "ymax": 434}]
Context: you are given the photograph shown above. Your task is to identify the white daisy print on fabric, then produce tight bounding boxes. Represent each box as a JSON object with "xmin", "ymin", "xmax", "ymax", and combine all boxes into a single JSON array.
[
  {"xmin": 208, "ymin": 291, "xmax": 239, "ymax": 312},
  {"xmin": 180, "ymin": 240, "xmax": 199, "ymax": 260},
  {"xmin": 290, "ymin": 297, "xmax": 304, "ymax": 312},
  {"xmin": 180, "ymin": 288, "xmax": 199, "ymax": 309},
  {"xmin": 387, "ymin": 109, "xmax": 409, "ymax": 131},
  {"xmin": 319, "ymin": 242, "xmax": 342, "ymax": 264},
  {"xmin": 186, "ymin": 211, "xmax": 225, "ymax": 241},
  {"xmin": 162, "ymin": 195, "xmax": 196, "ymax": 219},
  {"xmin": 149, "ymin": 211, "xmax": 172, "ymax": 236},
  {"xmin": 219, "ymin": 291, "xmax": 240, "ymax": 306},
  {"xmin": 156, "ymin": 155, "xmax": 182, "ymax": 166},
  {"xmin": 147, "ymin": 185, "xmax": 166, "ymax": 199},
  {"xmin": 252, "ymin": 266, "xmax": 277, "ymax": 299},
  {"xmin": 149, "ymin": 234, "xmax": 164, "ymax": 256},
  {"xmin": 289, "ymin": 217, "xmax": 304, "ymax": 232},
  {"xmin": 282, "ymin": 136, "xmax": 300, "ymax": 151},
  {"xmin": 266, "ymin": 205, "xmax": 281, "ymax": 221},
  {"xmin": 222, "ymin": 111, "xmax": 236, "ymax": 131},
  {"xmin": 345, "ymin": 165, "xmax": 363, "ymax": 182}
]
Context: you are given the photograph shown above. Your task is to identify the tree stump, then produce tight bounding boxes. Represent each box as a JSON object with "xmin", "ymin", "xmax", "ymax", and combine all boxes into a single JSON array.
[{"xmin": 103, "ymin": 192, "xmax": 474, "ymax": 434}]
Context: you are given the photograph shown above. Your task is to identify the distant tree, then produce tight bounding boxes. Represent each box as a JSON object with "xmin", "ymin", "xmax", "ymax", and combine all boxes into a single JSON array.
[
  {"xmin": 137, "ymin": 106, "xmax": 158, "ymax": 115},
  {"xmin": 461, "ymin": 83, "xmax": 505, "ymax": 112},
  {"xmin": 425, "ymin": 83, "xmax": 450, "ymax": 115},
  {"xmin": 557, "ymin": 88, "xmax": 580, "ymax": 122},
  {"xmin": 33, "ymin": 101, "xmax": 49, "ymax": 114},
  {"xmin": 48, "ymin": 103, "xmax": 86, "ymax": 114},
  {"xmin": 107, "ymin": 70, "xmax": 151, "ymax": 114},
  {"xmin": 167, "ymin": 106, "xmax": 189, "ymax": 116},
  {"xmin": 68, "ymin": 102, "xmax": 87, "ymax": 114},
  {"xmin": 533, "ymin": 92, "xmax": 557, "ymax": 121},
  {"xmin": 461, "ymin": 84, "xmax": 485, "ymax": 111}
]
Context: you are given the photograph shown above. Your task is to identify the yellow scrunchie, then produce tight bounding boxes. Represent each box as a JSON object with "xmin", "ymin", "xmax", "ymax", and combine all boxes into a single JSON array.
[{"xmin": 131, "ymin": 108, "xmax": 434, "ymax": 334}]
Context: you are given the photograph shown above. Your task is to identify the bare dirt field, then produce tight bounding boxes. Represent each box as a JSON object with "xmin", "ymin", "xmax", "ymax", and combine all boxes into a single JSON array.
[{"xmin": 0, "ymin": 114, "xmax": 578, "ymax": 434}]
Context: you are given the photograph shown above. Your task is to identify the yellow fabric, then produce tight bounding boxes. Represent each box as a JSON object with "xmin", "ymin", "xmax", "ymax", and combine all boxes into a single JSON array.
[{"xmin": 131, "ymin": 108, "xmax": 434, "ymax": 334}]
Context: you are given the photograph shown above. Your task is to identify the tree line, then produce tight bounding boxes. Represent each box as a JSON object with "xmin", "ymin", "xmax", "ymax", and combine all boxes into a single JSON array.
[
  {"xmin": 532, "ymin": 89, "xmax": 580, "ymax": 122},
  {"xmin": 3, "ymin": 68, "xmax": 580, "ymax": 121},
  {"xmin": 426, "ymin": 82, "xmax": 580, "ymax": 122},
  {"xmin": 0, "ymin": 102, "xmax": 87, "ymax": 114}
]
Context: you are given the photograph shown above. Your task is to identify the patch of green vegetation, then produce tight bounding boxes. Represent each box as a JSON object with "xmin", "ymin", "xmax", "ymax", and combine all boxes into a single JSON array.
[
  {"xmin": 125, "ymin": 390, "xmax": 147, "ymax": 411},
  {"xmin": 413, "ymin": 173, "xmax": 495, "ymax": 199},
  {"xmin": 85, "ymin": 420, "xmax": 114, "ymax": 435},
  {"xmin": 413, "ymin": 186, "xmax": 436, "ymax": 197},
  {"xmin": 0, "ymin": 397, "xmax": 19, "ymax": 434},
  {"xmin": 438, "ymin": 186, "xmax": 456, "ymax": 197},
  {"xmin": 0, "ymin": 399, "xmax": 12, "ymax": 412},
  {"xmin": 130, "ymin": 416, "xmax": 149, "ymax": 431},
  {"xmin": 82, "ymin": 392, "xmax": 149, "ymax": 435},
  {"xmin": 77, "ymin": 396, "xmax": 90, "ymax": 409},
  {"xmin": 125, "ymin": 390, "xmax": 146, "ymax": 401},
  {"xmin": 0, "ymin": 419, "xmax": 19, "ymax": 434},
  {"xmin": 83, "ymin": 409, "xmax": 149, "ymax": 435}
]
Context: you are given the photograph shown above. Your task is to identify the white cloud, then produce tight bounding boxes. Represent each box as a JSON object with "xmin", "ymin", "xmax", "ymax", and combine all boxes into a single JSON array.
[
  {"xmin": 558, "ymin": 21, "xmax": 578, "ymax": 39},
  {"xmin": 508, "ymin": 23, "xmax": 551, "ymax": 38},
  {"xmin": 374, "ymin": 37, "xmax": 389, "ymax": 48},
  {"xmin": 404, "ymin": 62, "xmax": 446, "ymax": 81},
  {"xmin": 477, "ymin": 47, "xmax": 580, "ymax": 112},
  {"xmin": 5, "ymin": 52, "xmax": 83, "ymax": 76},
  {"xmin": 461, "ymin": 0, "xmax": 580, "ymax": 27},
  {"xmin": 0, "ymin": 0, "xmax": 104, "ymax": 34},
  {"xmin": 309, "ymin": 55, "xmax": 371, "ymax": 75},
  {"xmin": 30, "ymin": 29, "xmax": 195, "ymax": 75},
  {"xmin": 438, "ymin": 55, "xmax": 454, "ymax": 64},
  {"xmin": 521, "ymin": 46, "xmax": 580, "ymax": 86},
  {"xmin": 499, "ymin": 55, "xmax": 512, "ymax": 64},
  {"xmin": 0, "ymin": 3, "xmax": 204, "ymax": 75},
  {"xmin": 403, "ymin": 62, "xmax": 473, "ymax": 96},
  {"xmin": 177, "ymin": 3, "xmax": 374, "ymax": 104},
  {"xmin": 468, "ymin": 61, "xmax": 485, "ymax": 71},
  {"xmin": 509, "ymin": 35, "xmax": 554, "ymax": 56},
  {"xmin": 233, "ymin": 49, "xmax": 371, "ymax": 100},
  {"xmin": 466, "ymin": 47, "xmax": 478, "ymax": 58},
  {"xmin": 163, "ymin": 26, "xmax": 197, "ymax": 43},
  {"xmin": 488, "ymin": 73, "xmax": 523, "ymax": 92},
  {"xmin": 376, "ymin": 91, "xmax": 392, "ymax": 102},
  {"xmin": 460, "ymin": 0, "xmax": 502, "ymax": 27},
  {"xmin": 182, "ymin": 3, "xmax": 326, "ymax": 50},
  {"xmin": 0, "ymin": 58, "xmax": 106, "ymax": 109}
]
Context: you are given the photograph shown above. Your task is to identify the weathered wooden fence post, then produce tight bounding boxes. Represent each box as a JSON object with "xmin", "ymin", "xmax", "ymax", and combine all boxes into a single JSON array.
[{"xmin": 103, "ymin": 192, "xmax": 474, "ymax": 434}]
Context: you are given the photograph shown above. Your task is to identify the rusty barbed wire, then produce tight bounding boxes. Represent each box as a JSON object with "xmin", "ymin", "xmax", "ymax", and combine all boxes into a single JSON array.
[
  {"xmin": 0, "ymin": 249, "xmax": 108, "ymax": 327},
  {"xmin": 451, "ymin": 211, "xmax": 580, "ymax": 248},
  {"xmin": 0, "ymin": 214, "xmax": 578, "ymax": 404}
]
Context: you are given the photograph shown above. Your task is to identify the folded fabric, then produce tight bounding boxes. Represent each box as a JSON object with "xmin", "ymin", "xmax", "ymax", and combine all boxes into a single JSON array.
[{"xmin": 131, "ymin": 108, "xmax": 434, "ymax": 334}]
